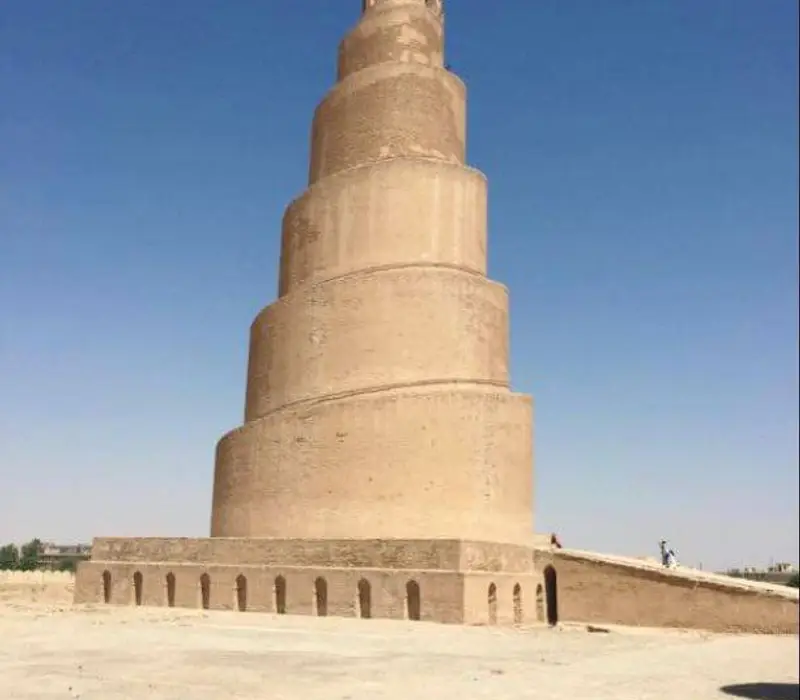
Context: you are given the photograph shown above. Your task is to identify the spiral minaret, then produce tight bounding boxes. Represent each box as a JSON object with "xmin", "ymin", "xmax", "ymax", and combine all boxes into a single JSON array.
[{"xmin": 210, "ymin": 0, "xmax": 534, "ymax": 545}]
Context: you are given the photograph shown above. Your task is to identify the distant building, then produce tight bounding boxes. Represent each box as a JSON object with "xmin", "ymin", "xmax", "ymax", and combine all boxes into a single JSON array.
[
  {"xmin": 722, "ymin": 563, "xmax": 798, "ymax": 586},
  {"xmin": 38, "ymin": 542, "xmax": 92, "ymax": 571}
]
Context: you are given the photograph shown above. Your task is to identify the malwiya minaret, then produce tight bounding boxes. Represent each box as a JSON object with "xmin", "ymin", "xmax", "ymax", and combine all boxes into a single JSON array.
[
  {"xmin": 75, "ymin": 0, "xmax": 540, "ymax": 625},
  {"xmin": 212, "ymin": 0, "xmax": 533, "ymax": 544}
]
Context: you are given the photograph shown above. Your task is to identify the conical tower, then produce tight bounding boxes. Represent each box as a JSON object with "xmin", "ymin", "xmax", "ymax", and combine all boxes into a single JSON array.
[{"xmin": 211, "ymin": 0, "xmax": 534, "ymax": 546}]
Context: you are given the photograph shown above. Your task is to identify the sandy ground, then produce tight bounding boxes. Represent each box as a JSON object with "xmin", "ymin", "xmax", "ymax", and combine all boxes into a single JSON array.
[{"xmin": 0, "ymin": 598, "xmax": 796, "ymax": 700}]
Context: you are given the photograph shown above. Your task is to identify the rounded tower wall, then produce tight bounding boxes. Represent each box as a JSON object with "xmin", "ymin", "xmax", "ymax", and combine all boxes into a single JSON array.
[
  {"xmin": 279, "ymin": 158, "xmax": 487, "ymax": 296},
  {"xmin": 213, "ymin": 385, "xmax": 533, "ymax": 544},
  {"xmin": 245, "ymin": 266, "xmax": 510, "ymax": 421},
  {"xmin": 308, "ymin": 63, "xmax": 465, "ymax": 184},
  {"xmin": 339, "ymin": 2, "xmax": 444, "ymax": 80}
]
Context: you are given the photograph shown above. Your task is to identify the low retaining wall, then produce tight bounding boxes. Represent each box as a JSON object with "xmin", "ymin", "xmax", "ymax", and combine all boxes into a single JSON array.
[{"xmin": 0, "ymin": 570, "xmax": 75, "ymax": 605}]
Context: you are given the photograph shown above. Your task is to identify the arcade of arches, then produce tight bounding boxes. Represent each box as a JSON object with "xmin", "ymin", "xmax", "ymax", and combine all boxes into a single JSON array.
[
  {"xmin": 98, "ymin": 570, "xmax": 446, "ymax": 622},
  {"xmin": 99, "ymin": 569, "xmax": 554, "ymax": 626}
]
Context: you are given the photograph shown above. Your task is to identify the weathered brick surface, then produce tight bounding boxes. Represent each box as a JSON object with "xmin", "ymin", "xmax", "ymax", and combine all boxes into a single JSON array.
[
  {"xmin": 245, "ymin": 268, "xmax": 509, "ymax": 420},
  {"xmin": 309, "ymin": 64, "xmax": 465, "ymax": 183},
  {"xmin": 88, "ymin": 538, "xmax": 534, "ymax": 573},
  {"xmin": 212, "ymin": 388, "xmax": 533, "ymax": 542},
  {"xmin": 76, "ymin": 562, "xmax": 466, "ymax": 621},
  {"xmin": 279, "ymin": 159, "xmax": 488, "ymax": 296},
  {"xmin": 338, "ymin": 2, "xmax": 444, "ymax": 80}
]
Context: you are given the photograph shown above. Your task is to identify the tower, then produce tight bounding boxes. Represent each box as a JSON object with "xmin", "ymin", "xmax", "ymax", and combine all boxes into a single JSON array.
[
  {"xmin": 75, "ymin": 1, "xmax": 539, "ymax": 625},
  {"xmin": 210, "ymin": 0, "xmax": 534, "ymax": 547}
]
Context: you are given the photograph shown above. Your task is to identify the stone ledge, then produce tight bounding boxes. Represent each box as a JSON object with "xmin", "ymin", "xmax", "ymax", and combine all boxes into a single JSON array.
[{"xmin": 88, "ymin": 538, "xmax": 536, "ymax": 574}]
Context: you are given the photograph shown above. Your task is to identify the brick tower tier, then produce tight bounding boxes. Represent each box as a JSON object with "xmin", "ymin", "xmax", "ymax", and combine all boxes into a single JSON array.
[{"xmin": 75, "ymin": 0, "xmax": 543, "ymax": 626}]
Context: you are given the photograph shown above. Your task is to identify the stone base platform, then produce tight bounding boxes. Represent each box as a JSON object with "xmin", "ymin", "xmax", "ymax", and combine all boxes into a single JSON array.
[{"xmin": 74, "ymin": 537, "xmax": 546, "ymax": 626}]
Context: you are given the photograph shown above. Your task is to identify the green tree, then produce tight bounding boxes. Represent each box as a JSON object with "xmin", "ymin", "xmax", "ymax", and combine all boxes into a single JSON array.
[
  {"xmin": 787, "ymin": 573, "xmax": 800, "ymax": 589},
  {"xmin": 0, "ymin": 543, "xmax": 19, "ymax": 570},
  {"xmin": 18, "ymin": 539, "xmax": 42, "ymax": 572}
]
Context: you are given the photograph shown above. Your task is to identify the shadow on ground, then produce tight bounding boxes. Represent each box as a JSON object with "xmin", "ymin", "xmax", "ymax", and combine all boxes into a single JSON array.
[{"xmin": 720, "ymin": 683, "xmax": 799, "ymax": 700}]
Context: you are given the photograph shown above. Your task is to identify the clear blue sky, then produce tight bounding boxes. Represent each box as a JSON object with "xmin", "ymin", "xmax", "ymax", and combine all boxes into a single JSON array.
[{"xmin": 1, "ymin": 1, "xmax": 797, "ymax": 571}]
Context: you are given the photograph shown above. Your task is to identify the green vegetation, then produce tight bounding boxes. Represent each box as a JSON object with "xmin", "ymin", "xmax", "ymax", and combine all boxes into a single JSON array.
[
  {"xmin": 0, "ymin": 539, "xmax": 87, "ymax": 572},
  {"xmin": 58, "ymin": 558, "xmax": 78, "ymax": 573},
  {"xmin": 19, "ymin": 538, "xmax": 42, "ymax": 571},
  {"xmin": 0, "ymin": 539, "xmax": 42, "ymax": 571},
  {"xmin": 0, "ymin": 543, "xmax": 20, "ymax": 570},
  {"xmin": 788, "ymin": 573, "xmax": 800, "ymax": 589}
]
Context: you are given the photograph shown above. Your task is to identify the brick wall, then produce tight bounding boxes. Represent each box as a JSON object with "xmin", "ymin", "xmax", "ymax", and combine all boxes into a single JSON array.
[
  {"xmin": 74, "ymin": 539, "xmax": 542, "ymax": 626},
  {"xmin": 75, "ymin": 561, "xmax": 466, "ymax": 623}
]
